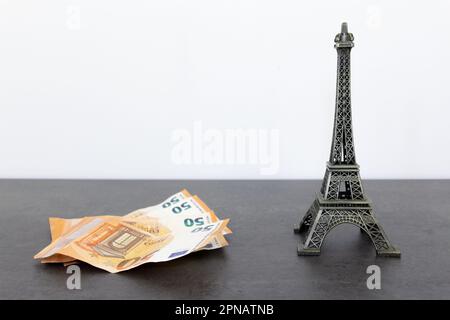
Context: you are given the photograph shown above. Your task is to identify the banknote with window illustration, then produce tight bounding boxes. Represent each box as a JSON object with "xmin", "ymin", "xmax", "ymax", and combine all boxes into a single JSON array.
[{"xmin": 34, "ymin": 190, "xmax": 231, "ymax": 273}]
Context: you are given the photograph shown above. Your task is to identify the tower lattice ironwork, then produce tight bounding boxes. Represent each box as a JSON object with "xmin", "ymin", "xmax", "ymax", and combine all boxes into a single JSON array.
[{"xmin": 294, "ymin": 23, "xmax": 400, "ymax": 257}]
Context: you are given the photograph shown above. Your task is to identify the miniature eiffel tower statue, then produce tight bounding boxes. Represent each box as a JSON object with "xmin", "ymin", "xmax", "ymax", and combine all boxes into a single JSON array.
[{"xmin": 294, "ymin": 23, "xmax": 400, "ymax": 257}]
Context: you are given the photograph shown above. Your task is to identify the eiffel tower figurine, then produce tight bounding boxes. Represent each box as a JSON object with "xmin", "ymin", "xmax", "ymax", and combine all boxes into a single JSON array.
[{"xmin": 294, "ymin": 22, "xmax": 400, "ymax": 257}]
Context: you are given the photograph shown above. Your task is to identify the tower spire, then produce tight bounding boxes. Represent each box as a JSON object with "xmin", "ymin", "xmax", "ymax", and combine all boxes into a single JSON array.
[
  {"xmin": 330, "ymin": 22, "xmax": 356, "ymax": 165},
  {"xmin": 334, "ymin": 22, "xmax": 354, "ymax": 48}
]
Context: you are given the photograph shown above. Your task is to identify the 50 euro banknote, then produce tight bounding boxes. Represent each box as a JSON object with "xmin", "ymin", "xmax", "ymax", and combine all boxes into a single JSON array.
[
  {"xmin": 40, "ymin": 190, "xmax": 231, "ymax": 264},
  {"xmin": 35, "ymin": 190, "xmax": 231, "ymax": 271},
  {"xmin": 35, "ymin": 214, "xmax": 230, "ymax": 273}
]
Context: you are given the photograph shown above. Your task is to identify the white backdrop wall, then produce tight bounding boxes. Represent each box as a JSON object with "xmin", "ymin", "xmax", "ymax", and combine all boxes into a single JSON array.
[{"xmin": 1, "ymin": 0, "xmax": 449, "ymax": 179}]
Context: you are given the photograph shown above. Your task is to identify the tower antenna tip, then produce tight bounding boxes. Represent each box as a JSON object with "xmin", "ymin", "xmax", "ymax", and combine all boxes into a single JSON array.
[{"xmin": 341, "ymin": 22, "xmax": 348, "ymax": 33}]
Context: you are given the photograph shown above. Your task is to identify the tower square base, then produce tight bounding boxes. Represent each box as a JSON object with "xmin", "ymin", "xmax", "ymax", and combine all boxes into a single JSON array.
[{"xmin": 295, "ymin": 196, "xmax": 400, "ymax": 257}]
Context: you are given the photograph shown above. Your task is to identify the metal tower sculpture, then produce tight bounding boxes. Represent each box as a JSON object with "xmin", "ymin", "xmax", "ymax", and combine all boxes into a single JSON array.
[{"xmin": 294, "ymin": 23, "xmax": 400, "ymax": 257}]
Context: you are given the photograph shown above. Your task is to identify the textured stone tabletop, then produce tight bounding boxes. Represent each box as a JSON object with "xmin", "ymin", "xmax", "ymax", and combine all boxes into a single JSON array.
[{"xmin": 0, "ymin": 180, "xmax": 449, "ymax": 299}]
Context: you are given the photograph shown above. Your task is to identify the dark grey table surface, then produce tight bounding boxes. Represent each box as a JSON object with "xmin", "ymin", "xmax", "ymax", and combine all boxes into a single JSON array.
[{"xmin": 0, "ymin": 180, "xmax": 449, "ymax": 300}]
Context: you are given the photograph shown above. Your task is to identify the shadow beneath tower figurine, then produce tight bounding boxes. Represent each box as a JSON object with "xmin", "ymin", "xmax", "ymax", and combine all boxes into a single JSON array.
[{"xmin": 294, "ymin": 23, "xmax": 400, "ymax": 257}]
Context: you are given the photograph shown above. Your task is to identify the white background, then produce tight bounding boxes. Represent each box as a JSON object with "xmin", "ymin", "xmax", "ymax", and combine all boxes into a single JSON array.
[{"xmin": 1, "ymin": 0, "xmax": 449, "ymax": 179}]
